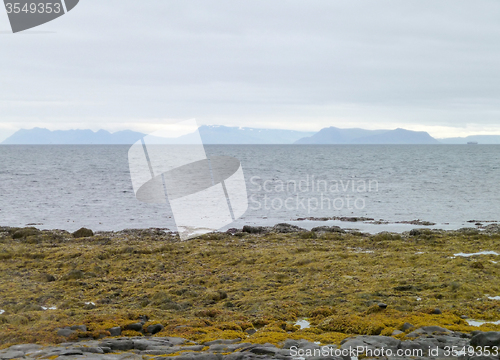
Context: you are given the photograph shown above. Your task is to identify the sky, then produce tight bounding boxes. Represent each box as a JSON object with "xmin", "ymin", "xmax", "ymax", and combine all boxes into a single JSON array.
[{"xmin": 1, "ymin": 0, "xmax": 500, "ymax": 142}]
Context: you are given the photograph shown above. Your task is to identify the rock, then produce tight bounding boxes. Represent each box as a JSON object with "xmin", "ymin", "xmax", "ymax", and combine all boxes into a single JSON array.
[
  {"xmin": 311, "ymin": 226, "xmax": 344, "ymax": 233},
  {"xmin": 72, "ymin": 227, "xmax": 94, "ymax": 238},
  {"xmin": 164, "ymin": 337, "xmax": 187, "ymax": 346},
  {"xmin": 402, "ymin": 322, "xmax": 415, "ymax": 331},
  {"xmin": 341, "ymin": 336, "xmax": 400, "ymax": 353},
  {"xmin": 107, "ymin": 327, "xmax": 122, "ymax": 336},
  {"xmin": 77, "ymin": 347, "xmax": 104, "ymax": 354},
  {"xmin": 283, "ymin": 339, "xmax": 299, "ymax": 349},
  {"xmin": 433, "ymin": 308, "xmax": 442, "ymax": 314},
  {"xmin": 124, "ymin": 322, "xmax": 144, "ymax": 332},
  {"xmin": 378, "ymin": 302, "xmax": 387, "ymax": 309},
  {"xmin": 70, "ymin": 325, "xmax": 87, "ymax": 332},
  {"xmin": 248, "ymin": 346, "xmax": 278, "ymax": 355},
  {"xmin": 272, "ymin": 223, "xmax": 305, "ymax": 233},
  {"xmin": 242, "ymin": 225, "xmax": 269, "ymax": 234},
  {"xmin": 57, "ymin": 328, "xmax": 76, "ymax": 337},
  {"xmin": 59, "ymin": 349, "xmax": 84, "ymax": 356},
  {"xmin": 98, "ymin": 339, "xmax": 135, "ymax": 351},
  {"xmin": 147, "ymin": 324, "xmax": 164, "ymax": 335},
  {"xmin": 0, "ymin": 350, "xmax": 24, "ymax": 359},
  {"xmin": 204, "ymin": 338, "xmax": 241, "ymax": 346},
  {"xmin": 392, "ymin": 330, "xmax": 403, "ymax": 335},
  {"xmin": 406, "ymin": 326, "xmax": 451, "ymax": 338},
  {"xmin": 244, "ymin": 328, "xmax": 256, "ymax": 335},
  {"xmin": 12, "ymin": 227, "xmax": 40, "ymax": 239},
  {"xmin": 470, "ymin": 332, "xmax": 500, "ymax": 347}
]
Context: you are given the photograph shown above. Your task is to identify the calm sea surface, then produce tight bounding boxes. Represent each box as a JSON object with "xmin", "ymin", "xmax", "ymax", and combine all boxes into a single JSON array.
[{"xmin": 0, "ymin": 145, "xmax": 499, "ymax": 233}]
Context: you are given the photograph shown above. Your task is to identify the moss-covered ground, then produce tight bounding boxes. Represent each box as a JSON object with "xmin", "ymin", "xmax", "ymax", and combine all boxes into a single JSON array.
[{"xmin": 0, "ymin": 226, "xmax": 499, "ymax": 348}]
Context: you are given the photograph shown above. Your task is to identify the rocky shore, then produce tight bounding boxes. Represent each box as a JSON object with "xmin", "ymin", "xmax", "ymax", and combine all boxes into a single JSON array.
[{"xmin": 1, "ymin": 224, "xmax": 499, "ymax": 358}]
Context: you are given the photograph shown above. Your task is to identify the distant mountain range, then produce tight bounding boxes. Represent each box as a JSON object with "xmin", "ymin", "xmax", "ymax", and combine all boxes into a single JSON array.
[
  {"xmin": 2, "ymin": 126, "xmax": 500, "ymax": 145},
  {"xmin": 295, "ymin": 127, "xmax": 440, "ymax": 144}
]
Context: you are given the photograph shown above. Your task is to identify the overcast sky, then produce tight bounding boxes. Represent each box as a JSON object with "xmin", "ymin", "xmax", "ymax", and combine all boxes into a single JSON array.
[{"xmin": 1, "ymin": 0, "xmax": 500, "ymax": 141}]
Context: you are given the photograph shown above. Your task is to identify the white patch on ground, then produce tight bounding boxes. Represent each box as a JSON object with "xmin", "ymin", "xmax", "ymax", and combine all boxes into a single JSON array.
[
  {"xmin": 85, "ymin": 302, "xmax": 96, "ymax": 305},
  {"xmin": 42, "ymin": 306, "xmax": 57, "ymax": 310},
  {"xmin": 452, "ymin": 251, "xmax": 499, "ymax": 258},
  {"xmin": 467, "ymin": 319, "xmax": 500, "ymax": 327},
  {"xmin": 488, "ymin": 296, "xmax": 500, "ymax": 300},
  {"xmin": 0, "ymin": 309, "xmax": 4, "ymax": 315},
  {"xmin": 295, "ymin": 319, "xmax": 310, "ymax": 329}
]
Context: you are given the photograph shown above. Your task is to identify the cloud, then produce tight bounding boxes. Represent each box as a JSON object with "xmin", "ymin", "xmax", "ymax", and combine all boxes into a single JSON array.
[{"xmin": 1, "ymin": 0, "xmax": 500, "ymax": 137}]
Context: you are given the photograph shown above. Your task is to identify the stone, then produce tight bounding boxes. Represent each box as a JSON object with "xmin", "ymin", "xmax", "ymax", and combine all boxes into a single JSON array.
[
  {"xmin": 392, "ymin": 330, "xmax": 403, "ymax": 335},
  {"xmin": 70, "ymin": 324, "xmax": 87, "ymax": 332},
  {"xmin": 57, "ymin": 328, "xmax": 76, "ymax": 337},
  {"xmin": 244, "ymin": 328, "xmax": 256, "ymax": 335},
  {"xmin": 470, "ymin": 332, "xmax": 500, "ymax": 347},
  {"xmin": 77, "ymin": 347, "xmax": 104, "ymax": 354},
  {"xmin": 98, "ymin": 339, "xmax": 135, "ymax": 351},
  {"xmin": 72, "ymin": 227, "xmax": 94, "ymax": 238},
  {"xmin": 311, "ymin": 226, "xmax": 344, "ymax": 233},
  {"xmin": 272, "ymin": 223, "xmax": 305, "ymax": 233},
  {"xmin": 242, "ymin": 225, "xmax": 269, "ymax": 234},
  {"xmin": 0, "ymin": 350, "xmax": 24, "ymax": 359},
  {"xmin": 147, "ymin": 324, "xmax": 164, "ymax": 334},
  {"xmin": 204, "ymin": 338, "xmax": 241, "ymax": 346},
  {"xmin": 12, "ymin": 227, "xmax": 40, "ymax": 239},
  {"xmin": 248, "ymin": 346, "xmax": 278, "ymax": 355},
  {"xmin": 433, "ymin": 308, "xmax": 442, "ymax": 314},
  {"xmin": 124, "ymin": 322, "xmax": 144, "ymax": 332},
  {"xmin": 402, "ymin": 322, "xmax": 415, "ymax": 331},
  {"xmin": 378, "ymin": 302, "xmax": 388, "ymax": 309},
  {"xmin": 282, "ymin": 339, "xmax": 299, "ymax": 349},
  {"xmin": 341, "ymin": 335, "xmax": 400, "ymax": 353},
  {"xmin": 107, "ymin": 327, "xmax": 122, "ymax": 336}
]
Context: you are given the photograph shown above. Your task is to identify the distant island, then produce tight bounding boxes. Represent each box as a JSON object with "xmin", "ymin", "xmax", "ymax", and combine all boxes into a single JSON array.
[{"xmin": 2, "ymin": 126, "xmax": 500, "ymax": 145}]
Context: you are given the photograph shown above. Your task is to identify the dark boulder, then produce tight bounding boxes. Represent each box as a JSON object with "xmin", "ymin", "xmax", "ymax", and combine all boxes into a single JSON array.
[{"xmin": 72, "ymin": 228, "xmax": 94, "ymax": 238}]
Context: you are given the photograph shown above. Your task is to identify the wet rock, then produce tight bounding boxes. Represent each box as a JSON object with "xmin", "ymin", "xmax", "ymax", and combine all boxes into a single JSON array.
[
  {"xmin": 378, "ymin": 302, "xmax": 387, "ymax": 309},
  {"xmin": 433, "ymin": 308, "xmax": 442, "ymax": 314},
  {"xmin": 470, "ymin": 332, "xmax": 500, "ymax": 347},
  {"xmin": 72, "ymin": 227, "xmax": 94, "ymax": 238},
  {"xmin": 147, "ymin": 324, "xmax": 164, "ymax": 334}
]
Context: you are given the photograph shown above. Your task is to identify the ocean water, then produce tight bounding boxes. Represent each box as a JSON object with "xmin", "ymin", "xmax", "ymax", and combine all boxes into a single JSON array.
[{"xmin": 0, "ymin": 145, "xmax": 499, "ymax": 233}]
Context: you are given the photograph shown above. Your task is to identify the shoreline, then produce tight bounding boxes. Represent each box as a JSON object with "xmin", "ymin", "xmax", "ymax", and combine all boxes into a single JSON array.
[{"xmin": 3, "ymin": 217, "xmax": 500, "ymax": 236}]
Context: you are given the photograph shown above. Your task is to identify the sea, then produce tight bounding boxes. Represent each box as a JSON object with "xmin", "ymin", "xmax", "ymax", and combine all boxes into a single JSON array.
[{"xmin": 0, "ymin": 144, "xmax": 499, "ymax": 234}]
